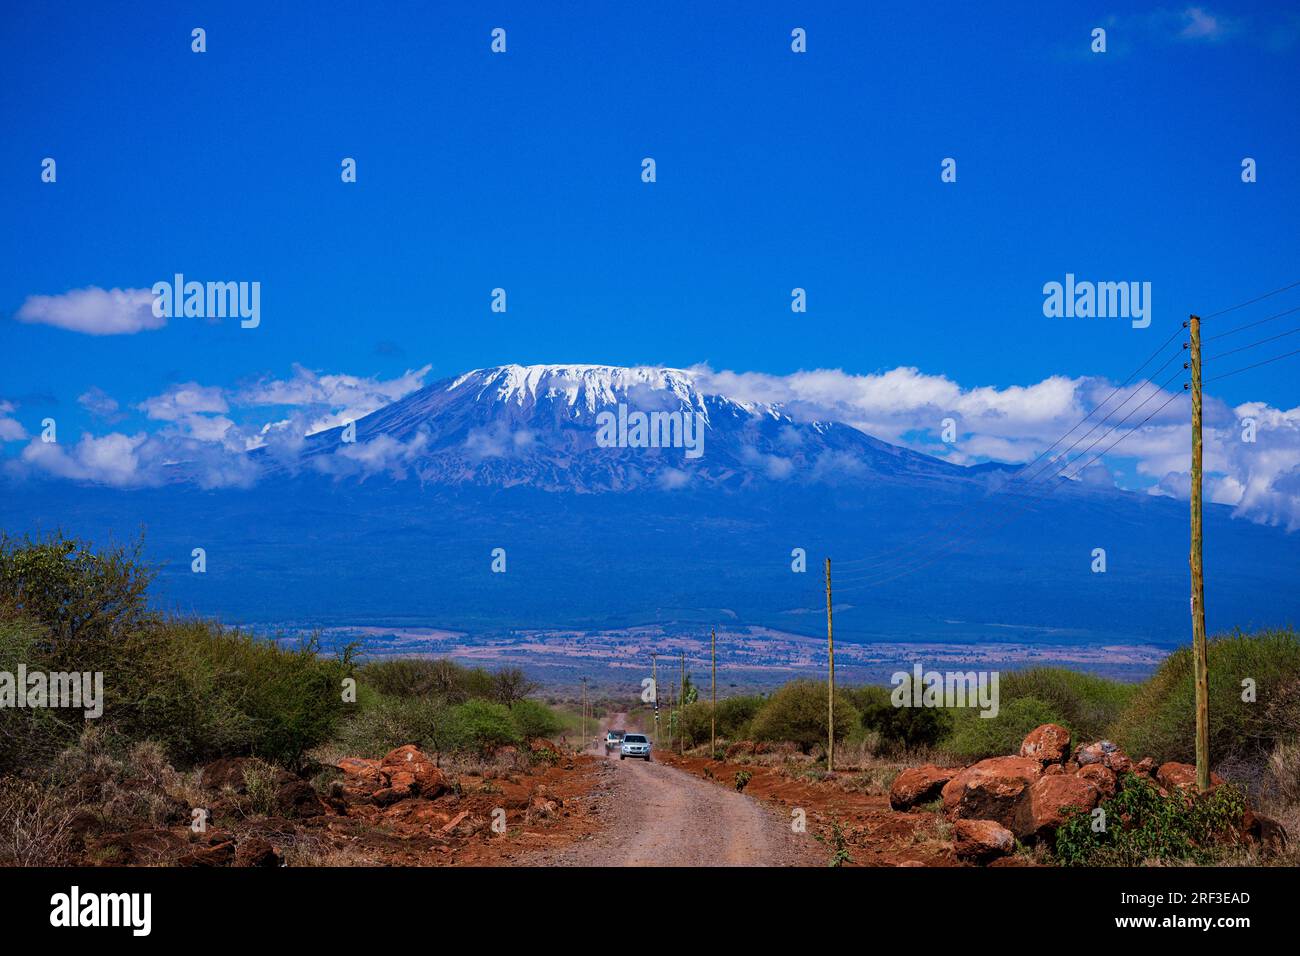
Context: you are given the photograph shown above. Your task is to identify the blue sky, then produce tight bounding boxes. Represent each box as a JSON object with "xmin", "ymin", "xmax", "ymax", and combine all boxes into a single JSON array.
[{"xmin": 2, "ymin": 2, "xmax": 1299, "ymax": 514}]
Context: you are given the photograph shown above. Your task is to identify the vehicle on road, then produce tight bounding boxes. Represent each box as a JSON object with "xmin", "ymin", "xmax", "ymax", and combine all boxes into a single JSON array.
[
  {"xmin": 620, "ymin": 733, "xmax": 652, "ymax": 761},
  {"xmin": 604, "ymin": 730, "xmax": 626, "ymax": 753}
]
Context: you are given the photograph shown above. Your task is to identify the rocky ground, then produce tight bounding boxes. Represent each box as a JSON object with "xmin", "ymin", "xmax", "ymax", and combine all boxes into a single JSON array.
[{"xmin": 53, "ymin": 722, "xmax": 1289, "ymax": 868}]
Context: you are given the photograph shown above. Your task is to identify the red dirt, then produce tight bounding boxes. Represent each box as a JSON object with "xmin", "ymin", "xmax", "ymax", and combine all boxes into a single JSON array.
[{"xmin": 654, "ymin": 752, "xmax": 970, "ymax": 867}]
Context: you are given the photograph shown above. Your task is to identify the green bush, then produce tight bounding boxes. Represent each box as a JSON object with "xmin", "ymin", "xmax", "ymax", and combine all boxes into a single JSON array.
[
  {"xmin": 1053, "ymin": 773, "xmax": 1247, "ymax": 866},
  {"xmin": 331, "ymin": 695, "xmax": 459, "ymax": 759},
  {"xmin": 749, "ymin": 680, "xmax": 860, "ymax": 752},
  {"xmin": 0, "ymin": 531, "xmax": 154, "ymax": 662},
  {"xmin": 1111, "ymin": 629, "xmax": 1300, "ymax": 764},
  {"xmin": 111, "ymin": 621, "xmax": 353, "ymax": 769},
  {"xmin": 0, "ymin": 619, "xmax": 83, "ymax": 772},
  {"xmin": 943, "ymin": 696, "xmax": 1065, "ymax": 763},
  {"xmin": 0, "ymin": 533, "xmax": 353, "ymax": 771},
  {"xmin": 358, "ymin": 657, "xmax": 493, "ymax": 703},
  {"xmin": 853, "ymin": 684, "xmax": 953, "ymax": 753},
  {"xmin": 674, "ymin": 696, "xmax": 763, "ymax": 749},
  {"xmin": 451, "ymin": 700, "xmax": 521, "ymax": 754},
  {"xmin": 997, "ymin": 668, "xmax": 1135, "ymax": 742},
  {"xmin": 509, "ymin": 698, "xmax": 562, "ymax": 739}
]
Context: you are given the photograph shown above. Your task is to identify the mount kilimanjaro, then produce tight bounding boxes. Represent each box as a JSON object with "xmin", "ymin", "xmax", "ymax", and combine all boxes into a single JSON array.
[{"xmin": 5, "ymin": 364, "xmax": 1298, "ymax": 649}]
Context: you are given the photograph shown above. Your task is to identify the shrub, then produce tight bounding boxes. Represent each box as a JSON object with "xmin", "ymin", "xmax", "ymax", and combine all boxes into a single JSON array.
[
  {"xmin": 997, "ymin": 667, "xmax": 1135, "ymax": 742},
  {"xmin": 942, "ymin": 696, "xmax": 1065, "ymax": 763},
  {"xmin": 111, "ymin": 622, "xmax": 353, "ymax": 769},
  {"xmin": 358, "ymin": 657, "xmax": 494, "ymax": 703},
  {"xmin": 0, "ymin": 778, "xmax": 80, "ymax": 867},
  {"xmin": 330, "ymin": 695, "xmax": 459, "ymax": 759},
  {"xmin": 854, "ymin": 684, "xmax": 953, "ymax": 753},
  {"xmin": 509, "ymin": 698, "xmax": 561, "ymax": 739},
  {"xmin": 1111, "ymin": 629, "xmax": 1300, "ymax": 764},
  {"xmin": 451, "ymin": 700, "xmax": 521, "ymax": 754},
  {"xmin": 749, "ymin": 680, "xmax": 860, "ymax": 752},
  {"xmin": 1053, "ymin": 773, "xmax": 1247, "ymax": 866},
  {"xmin": 0, "ymin": 531, "xmax": 154, "ymax": 657},
  {"xmin": 0, "ymin": 619, "xmax": 83, "ymax": 773}
]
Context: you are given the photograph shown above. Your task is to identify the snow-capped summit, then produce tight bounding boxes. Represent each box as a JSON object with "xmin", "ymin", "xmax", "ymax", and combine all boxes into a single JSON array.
[
  {"xmin": 449, "ymin": 364, "xmax": 711, "ymax": 415},
  {"xmin": 285, "ymin": 362, "xmax": 971, "ymax": 492}
]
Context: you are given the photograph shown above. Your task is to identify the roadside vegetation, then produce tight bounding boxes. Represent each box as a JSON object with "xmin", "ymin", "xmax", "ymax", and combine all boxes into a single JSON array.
[
  {"xmin": 0, "ymin": 532, "xmax": 567, "ymax": 865},
  {"xmin": 660, "ymin": 628, "xmax": 1300, "ymax": 867}
]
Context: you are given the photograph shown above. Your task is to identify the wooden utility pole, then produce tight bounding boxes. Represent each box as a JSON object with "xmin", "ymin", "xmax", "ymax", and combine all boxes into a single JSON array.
[
  {"xmin": 1189, "ymin": 314, "xmax": 1210, "ymax": 792},
  {"xmin": 651, "ymin": 652, "xmax": 659, "ymax": 746},
  {"xmin": 711, "ymin": 627, "xmax": 717, "ymax": 759},
  {"xmin": 679, "ymin": 652, "xmax": 686, "ymax": 756},
  {"xmin": 580, "ymin": 676, "xmax": 588, "ymax": 747},
  {"xmin": 825, "ymin": 557, "xmax": 835, "ymax": 773}
]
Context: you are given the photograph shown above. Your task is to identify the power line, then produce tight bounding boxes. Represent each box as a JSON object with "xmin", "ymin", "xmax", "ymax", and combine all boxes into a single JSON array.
[
  {"xmin": 834, "ymin": 371, "xmax": 1188, "ymax": 591},
  {"xmin": 1205, "ymin": 325, "xmax": 1300, "ymax": 362},
  {"xmin": 1204, "ymin": 304, "xmax": 1300, "ymax": 343},
  {"xmin": 835, "ymin": 390, "xmax": 1188, "ymax": 594},
  {"xmin": 1205, "ymin": 347, "xmax": 1300, "ymax": 384},
  {"xmin": 1203, "ymin": 278, "xmax": 1300, "ymax": 320},
  {"xmin": 833, "ymin": 327, "xmax": 1188, "ymax": 573},
  {"xmin": 836, "ymin": 362, "xmax": 1188, "ymax": 584}
]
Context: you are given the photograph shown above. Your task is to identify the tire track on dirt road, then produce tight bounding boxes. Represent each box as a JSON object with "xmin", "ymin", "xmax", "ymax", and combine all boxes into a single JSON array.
[{"xmin": 524, "ymin": 713, "xmax": 821, "ymax": 867}]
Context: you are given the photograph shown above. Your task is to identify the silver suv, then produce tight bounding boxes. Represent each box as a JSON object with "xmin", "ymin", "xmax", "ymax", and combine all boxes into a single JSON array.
[{"xmin": 620, "ymin": 733, "xmax": 651, "ymax": 761}]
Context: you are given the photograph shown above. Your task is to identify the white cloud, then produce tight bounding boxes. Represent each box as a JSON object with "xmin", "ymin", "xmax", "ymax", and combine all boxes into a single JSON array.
[
  {"xmin": 15, "ymin": 287, "xmax": 163, "ymax": 336},
  {"xmin": 691, "ymin": 363, "xmax": 1300, "ymax": 529},
  {"xmin": 137, "ymin": 382, "xmax": 229, "ymax": 421},
  {"xmin": 1177, "ymin": 6, "xmax": 1233, "ymax": 41},
  {"xmin": 20, "ymin": 432, "xmax": 150, "ymax": 487},
  {"xmin": 237, "ymin": 363, "xmax": 432, "ymax": 433},
  {"xmin": 78, "ymin": 386, "xmax": 122, "ymax": 421},
  {"xmin": 0, "ymin": 401, "xmax": 26, "ymax": 442}
]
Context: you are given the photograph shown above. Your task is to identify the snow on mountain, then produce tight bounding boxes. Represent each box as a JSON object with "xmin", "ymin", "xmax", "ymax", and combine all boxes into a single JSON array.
[{"xmin": 279, "ymin": 363, "xmax": 976, "ymax": 492}]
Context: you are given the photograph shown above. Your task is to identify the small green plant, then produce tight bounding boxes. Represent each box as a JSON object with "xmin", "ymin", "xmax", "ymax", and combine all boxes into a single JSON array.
[
  {"xmin": 734, "ymin": 770, "xmax": 752, "ymax": 792},
  {"xmin": 1053, "ymin": 773, "xmax": 1247, "ymax": 866},
  {"xmin": 826, "ymin": 820, "xmax": 853, "ymax": 867}
]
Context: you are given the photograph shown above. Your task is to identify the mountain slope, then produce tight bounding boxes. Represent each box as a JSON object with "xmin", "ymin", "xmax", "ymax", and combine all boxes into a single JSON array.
[{"xmin": 273, "ymin": 364, "xmax": 995, "ymax": 492}]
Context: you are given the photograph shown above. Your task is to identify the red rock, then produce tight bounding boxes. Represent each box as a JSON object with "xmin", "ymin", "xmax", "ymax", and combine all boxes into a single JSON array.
[
  {"xmin": 1133, "ymin": 757, "xmax": 1156, "ymax": 776},
  {"xmin": 1102, "ymin": 750, "xmax": 1132, "ymax": 774},
  {"xmin": 1020, "ymin": 724, "xmax": 1072, "ymax": 765},
  {"xmin": 1077, "ymin": 763, "xmax": 1117, "ymax": 799},
  {"xmin": 335, "ymin": 757, "xmax": 387, "ymax": 783},
  {"xmin": 380, "ymin": 745, "xmax": 446, "ymax": 798},
  {"xmin": 234, "ymin": 838, "xmax": 283, "ymax": 867},
  {"xmin": 1241, "ymin": 811, "xmax": 1289, "ymax": 854},
  {"xmin": 952, "ymin": 819, "xmax": 1015, "ymax": 864},
  {"xmin": 941, "ymin": 756, "xmax": 1042, "ymax": 826},
  {"xmin": 276, "ymin": 779, "xmax": 328, "ymax": 818},
  {"xmin": 1156, "ymin": 762, "xmax": 1225, "ymax": 791},
  {"xmin": 1043, "ymin": 765, "xmax": 1065, "ymax": 776},
  {"xmin": 1015, "ymin": 775, "xmax": 1100, "ymax": 841},
  {"xmin": 1073, "ymin": 741, "xmax": 1119, "ymax": 767},
  {"xmin": 889, "ymin": 765, "xmax": 959, "ymax": 811}
]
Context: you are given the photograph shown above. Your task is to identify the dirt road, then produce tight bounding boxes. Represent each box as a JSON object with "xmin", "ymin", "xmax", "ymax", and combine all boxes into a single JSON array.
[{"xmin": 524, "ymin": 714, "xmax": 820, "ymax": 867}]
